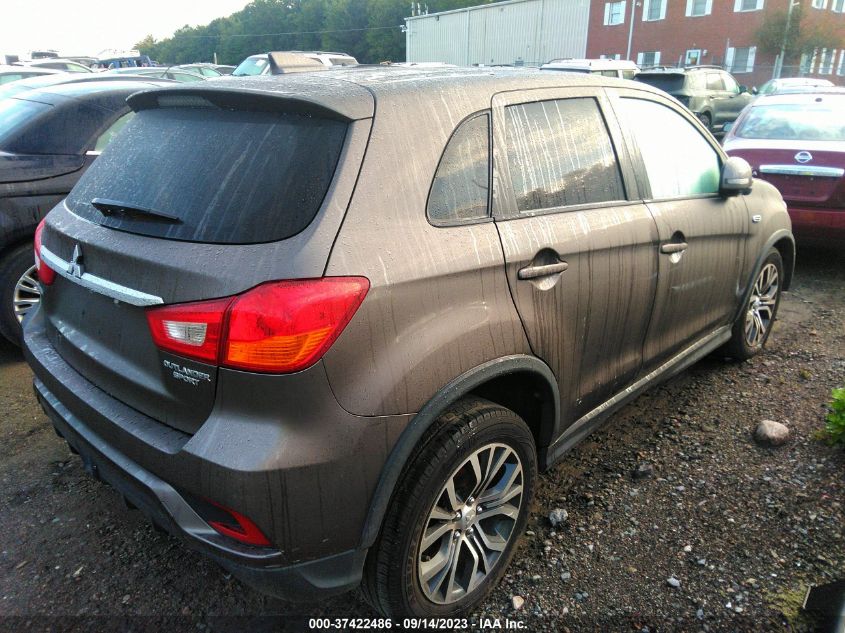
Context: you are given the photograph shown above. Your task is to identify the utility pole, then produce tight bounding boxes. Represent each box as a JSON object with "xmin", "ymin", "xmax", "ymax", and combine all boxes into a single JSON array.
[
  {"xmin": 625, "ymin": 0, "xmax": 638, "ymax": 61},
  {"xmin": 776, "ymin": 0, "xmax": 799, "ymax": 78}
]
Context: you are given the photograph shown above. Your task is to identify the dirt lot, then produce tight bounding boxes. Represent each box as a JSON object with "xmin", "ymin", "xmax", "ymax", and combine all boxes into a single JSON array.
[{"xmin": 1, "ymin": 247, "xmax": 843, "ymax": 632}]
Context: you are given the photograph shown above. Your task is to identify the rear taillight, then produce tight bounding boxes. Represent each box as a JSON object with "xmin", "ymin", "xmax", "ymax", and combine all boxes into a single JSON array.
[
  {"xmin": 33, "ymin": 219, "xmax": 56, "ymax": 286},
  {"xmin": 145, "ymin": 277, "xmax": 369, "ymax": 373}
]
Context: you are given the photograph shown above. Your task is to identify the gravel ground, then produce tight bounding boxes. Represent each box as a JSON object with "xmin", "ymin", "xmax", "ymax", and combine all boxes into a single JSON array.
[{"xmin": 0, "ymin": 246, "xmax": 842, "ymax": 632}]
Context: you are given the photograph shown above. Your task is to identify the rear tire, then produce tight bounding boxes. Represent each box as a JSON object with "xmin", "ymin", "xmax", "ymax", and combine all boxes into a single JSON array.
[
  {"xmin": 362, "ymin": 397, "xmax": 537, "ymax": 618},
  {"xmin": 697, "ymin": 111, "xmax": 712, "ymax": 131},
  {"xmin": 0, "ymin": 243, "xmax": 40, "ymax": 346},
  {"xmin": 723, "ymin": 247, "xmax": 783, "ymax": 361}
]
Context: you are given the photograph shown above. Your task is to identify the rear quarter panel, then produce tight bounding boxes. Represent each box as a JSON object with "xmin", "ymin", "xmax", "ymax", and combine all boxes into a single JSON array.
[{"xmin": 324, "ymin": 89, "xmax": 531, "ymax": 417}]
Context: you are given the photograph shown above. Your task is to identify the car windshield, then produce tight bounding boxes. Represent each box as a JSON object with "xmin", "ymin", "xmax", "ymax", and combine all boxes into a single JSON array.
[
  {"xmin": 232, "ymin": 56, "xmax": 268, "ymax": 76},
  {"xmin": 0, "ymin": 98, "xmax": 51, "ymax": 149},
  {"xmin": 635, "ymin": 74, "xmax": 686, "ymax": 93},
  {"xmin": 735, "ymin": 101, "xmax": 845, "ymax": 141}
]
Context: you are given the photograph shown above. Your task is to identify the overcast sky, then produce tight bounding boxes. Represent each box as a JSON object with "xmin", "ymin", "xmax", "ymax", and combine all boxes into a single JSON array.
[{"xmin": 1, "ymin": 0, "xmax": 251, "ymax": 58}]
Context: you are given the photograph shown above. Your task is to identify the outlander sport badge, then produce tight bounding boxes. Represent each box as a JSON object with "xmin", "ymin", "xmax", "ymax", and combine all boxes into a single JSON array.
[
  {"xmin": 67, "ymin": 244, "xmax": 84, "ymax": 278},
  {"xmin": 794, "ymin": 151, "xmax": 813, "ymax": 164}
]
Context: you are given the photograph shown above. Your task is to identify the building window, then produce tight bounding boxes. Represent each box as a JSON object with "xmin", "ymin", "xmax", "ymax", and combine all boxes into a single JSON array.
[
  {"xmin": 637, "ymin": 51, "xmax": 661, "ymax": 66},
  {"xmin": 837, "ymin": 50, "xmax": 845, "ymax": 75},
  {"xmin": 818, "ymin": 48, "xmax": 836, "ymax": 73},
  {"xmin": 685, "ymin": 49, "xmax": 702, "ymax": 65},
  {"xmin": 811, "ymin": 0, "xmax": 828, "ymax": 8},
  {"xmin": 686, "ymin": 0, "xmax": 713, "ymax": 15},
  {"xmin": 727, "ymin": 46, "xmax": 756, "ymax": 73},
  {"xmin": 604, "ymin": 1, "xmax": 627, "ymax": 25},
  {"xmin": 643, "ymin": 0, "xmax": 667, "ymax": 20},
  {"xmin": 833, "ymin": 0, "xmax": 845, "ymax": 11},
  {"xmin": 734, "ymin": 0, "xmax": 764, "ymax": 11},
  {"xmin": 600, "ymin": 53, "xmax": 622, "ymax": 60}
]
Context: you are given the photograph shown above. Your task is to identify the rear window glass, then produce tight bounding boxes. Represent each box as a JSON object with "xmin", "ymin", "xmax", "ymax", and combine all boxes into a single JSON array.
[
  {"xmin": 427, "ymin": 114, "xmax": 490, "ymax": 224},
  {"xmin": 0, "ymin": 99, "xmax": 51, "ymax": 148},
  {"xmin": 635, "ymin": 74, "xmax": 686, "ymax": 93},
  {"xmin": 504, "ymin": 98, "xmax": 624, "ymax": 211},
  {"xmin": 735, "ymin": 102, "xmax": 845, "ymax": 141},
  {"xmin": 233, "ymin": 56, "xmax": 268, "ymax": 76},
  {"xmin": 67, "ymin": 107, "xmax": 348, "ymax": 244}
]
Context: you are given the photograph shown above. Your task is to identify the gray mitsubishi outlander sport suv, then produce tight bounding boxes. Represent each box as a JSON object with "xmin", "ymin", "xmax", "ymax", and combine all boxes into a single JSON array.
[{"xmin": 24, "ymin": 68, "xmax": 794, "ymax": 617}]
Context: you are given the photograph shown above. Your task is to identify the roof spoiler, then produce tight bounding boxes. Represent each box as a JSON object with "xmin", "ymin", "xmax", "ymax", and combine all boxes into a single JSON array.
[{"xmin": 267, "ymin": 52, "xmax": 327, "ymax": 75}]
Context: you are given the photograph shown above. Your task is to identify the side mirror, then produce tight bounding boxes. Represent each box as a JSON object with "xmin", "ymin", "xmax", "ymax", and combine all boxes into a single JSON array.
[
  {"xmin": 751, "ymin": 86, "xmax": 758, "ymax": 95},
  {"xmin": 738, "ymin": 84, "xmax": 748, "ymax": 94},
  {"xmin": 720, "ymin": 156, "xmax": 753, "ymax": 196}
]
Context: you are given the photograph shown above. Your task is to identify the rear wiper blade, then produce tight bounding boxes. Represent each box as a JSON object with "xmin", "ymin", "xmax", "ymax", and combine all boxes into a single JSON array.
[{"xmin": 91, "ymin": 198, "xmax": 182, "ymax": 223}]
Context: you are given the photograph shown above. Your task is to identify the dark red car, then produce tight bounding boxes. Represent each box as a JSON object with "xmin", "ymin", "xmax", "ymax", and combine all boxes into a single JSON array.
[{"xmin": 723, "ymin": 90, "xmax": 845, "ymax": 242}]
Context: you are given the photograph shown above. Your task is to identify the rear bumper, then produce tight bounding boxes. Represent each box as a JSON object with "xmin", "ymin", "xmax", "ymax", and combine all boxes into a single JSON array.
[
  {"xmin": 787, "ymin": 206, "xmax": 845, "ymax": 240},
  {"xmin": 23, "ymin": 306, "xmax": 408, "ymax": 599}
]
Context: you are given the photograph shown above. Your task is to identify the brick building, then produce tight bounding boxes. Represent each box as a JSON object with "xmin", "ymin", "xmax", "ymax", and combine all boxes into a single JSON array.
[{"xmin": 586, "ymin": 0, "xmax": 845, "ymax": 87}]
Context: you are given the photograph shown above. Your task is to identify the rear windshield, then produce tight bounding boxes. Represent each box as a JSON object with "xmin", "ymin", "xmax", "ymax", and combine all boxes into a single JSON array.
[
  {"xmin": 735, "ymin": 102, "xmax": 845, "ymax": 141},
  {"xmin": 0, "ymin": 99, "xmax": 51, "ymax": 149},
  {"xmin": 67, "ymin": 106, "xmax": 348, "ymax": 244},
  {"xmin": 635, "ymin": 74, "xmax": 686, "ymax": 93}
]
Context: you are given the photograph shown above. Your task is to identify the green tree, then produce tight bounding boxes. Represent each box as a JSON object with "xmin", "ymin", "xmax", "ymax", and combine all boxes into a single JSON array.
[{"xmin": 756, "ymin": 5, "xmax": 844, "ymax": 65}]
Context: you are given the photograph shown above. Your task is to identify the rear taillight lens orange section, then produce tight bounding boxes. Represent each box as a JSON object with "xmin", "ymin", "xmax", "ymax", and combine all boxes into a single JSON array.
[
  {"xmin": 145, "ymin": 277, "xmax": 369, "ymax": 373},
  {"xmin": 33, "ymin": 219, "xmax": 56, "ymax": 286}
]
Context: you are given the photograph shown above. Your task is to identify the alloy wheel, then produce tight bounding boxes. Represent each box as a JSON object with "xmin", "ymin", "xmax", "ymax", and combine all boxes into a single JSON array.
[
  {"xmin": 417, "ymin": 443, "xmax": 524, "ymax": 605},
  {"xmin": 13, "ymin": 264, "xmax": 41, "ymax": 324},
  {"xmin": 744, "ymin": 262, "xmax": 779, "ymax": 348}
]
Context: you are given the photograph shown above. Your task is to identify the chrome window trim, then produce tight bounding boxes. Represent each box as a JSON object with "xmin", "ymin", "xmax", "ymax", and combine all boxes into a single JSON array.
[{"xmin": 39, "ymin": 245, "xmax": 164, "ymax": 306}]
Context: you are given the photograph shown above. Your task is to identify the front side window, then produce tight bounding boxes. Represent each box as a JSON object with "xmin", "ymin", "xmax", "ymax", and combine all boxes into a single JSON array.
[
  {"xmin": 706, "ymin": 72, "xmax": 725, "ymax": 90},
  {"xmin": 604, "ymin": 1, "xmax": 626, "ymax": 25},
  {"xmin": 427, "ymin": 114, "xmax": 490, "ymax": 224},
  {"xmin": 618, "ymin": 98, "xmax": 720, "ymax": 198},
  {"xmin": 504, "ymin": 98, "xmax": 624, "ymax": 212}
]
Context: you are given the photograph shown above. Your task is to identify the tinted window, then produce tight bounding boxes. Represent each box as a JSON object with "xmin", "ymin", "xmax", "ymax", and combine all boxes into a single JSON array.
[
  {"xmin": 635, "ymin": 73, "xmax": 686, "ymax": 93},
  {"xmin": 0, "ymin": 98, "xmax": 51, "ymax": 147},
  {"xmin": 504, "ymin": 98, "xmax": 624, "ymax": 211},
  {"xmin": 93, "ymin": 112, "xmax": 135, "ymax": 152},
  {"xmin": 428, "ymin": 114, "xmax": 490, "ymax": 224},
  {"xmin": 619, "ymin": 98, "xmax": 720, "ymax": 198},
  {"xmin": 68, "ymin": 107, "xmax": 348, "ymax": 244},
  {"xmin": 233, "ymin": 56, "xmax": 268, "ymax": 76},
  {"xmin": 722, "ymin": 73, "xmax": 740, "ymax": 93}
]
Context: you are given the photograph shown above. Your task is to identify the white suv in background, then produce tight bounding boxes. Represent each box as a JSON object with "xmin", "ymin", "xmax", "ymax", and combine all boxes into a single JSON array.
[{"xmin": 232, "ymin": 51, "xmax": 358, "ymax": 76}]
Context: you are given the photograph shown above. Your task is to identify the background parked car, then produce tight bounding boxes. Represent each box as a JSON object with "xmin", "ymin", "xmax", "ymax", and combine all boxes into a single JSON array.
[
  {"xmin": 723, "ymin": 91, "xmax": 845, "ymax": 243},
  {"xmin": 756, "ymin": 77, "xmax": 834, "ymax": 97},
  {"xmin": 635, "ymin": 66, "xmax": 753, "ymax": 133},
  {"xmin": 25, "ymin": 68, "xmax": 792, "ymax": 619},
  {"xmin": 540, "ymin": 58, "xmax": 638, "ymax": 79},
  {"xmin": 175, "ymin": 64, "xmax": 223, "ymax": 77},
  {"xmin": 0, "ymin": 72, "xmax": 176, "ymax": 102},
  {"xmin": 232, "ymin": 50, "xmax": 357, "ymax": 76},
  {"xmin": 0, "ymin": 78, "xmax": 170, "ymax": 344},
  {"xmin": 0, "ymin": 65, "xmax": 60, "ymax": 85},
  {"xmin": 103, "ymin": 67, "xmax": 207, "ymax": 82},
  {"xmin": 20, "ymin": 58, "xmax": 93, "ymax": 73}
]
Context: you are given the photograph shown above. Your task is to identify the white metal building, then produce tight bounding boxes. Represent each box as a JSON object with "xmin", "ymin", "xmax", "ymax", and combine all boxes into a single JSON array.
[{"xmin": 405, "ymin": 0, "xmax": 590, "ymax": 67}]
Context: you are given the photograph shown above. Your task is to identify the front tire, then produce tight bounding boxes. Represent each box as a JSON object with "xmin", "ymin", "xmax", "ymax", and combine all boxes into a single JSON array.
[
  {"xmin": 697, "ymin": 111, "xmax": 712, "ymax": 131},
  {"xmin": 0, "ymin": 243, "xmax": 41, "ymax": 346},
  {"xmin": 723, "ymin": 247, "xmax": 783, "ymax": 360},
  {"xmin": 362, "ymin": 397, "xmax": 537, "ymax": 618}
]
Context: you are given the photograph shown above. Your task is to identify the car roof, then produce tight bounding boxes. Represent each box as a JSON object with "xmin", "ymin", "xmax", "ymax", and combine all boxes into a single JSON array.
[
  {"xmin": 132, "ymin": 66, "xmax": 662, "ymax": 122},
  {"xmin": 752, "ymin": 90, "xmax": 845, "ymax": 106},
  {"xmin": 0, "ymin": 64, "xmax": 61, "ymax": 74}
]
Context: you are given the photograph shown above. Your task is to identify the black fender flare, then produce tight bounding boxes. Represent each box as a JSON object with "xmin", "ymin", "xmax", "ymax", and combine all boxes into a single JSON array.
[
  {"xmin": 733, "ymin": 229, "xmax": 795, "ymax": 324},
  {"xmin": 359, "ymin": 354, "xmax": 559, "ymax": 548}
]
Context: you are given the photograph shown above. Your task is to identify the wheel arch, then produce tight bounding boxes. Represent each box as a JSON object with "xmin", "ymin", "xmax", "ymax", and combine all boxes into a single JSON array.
[
  {"xmin": 734, "ymin": 229, "xmax": 795, "ymax": 324},
  {"xmin": 359, "ymin": 354, "xmax": 559, "ymax": 549}
]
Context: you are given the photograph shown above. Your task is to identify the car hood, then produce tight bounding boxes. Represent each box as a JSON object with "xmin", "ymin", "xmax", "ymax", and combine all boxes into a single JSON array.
[{"xmin": 0, "ymin": 152, "xmax": 84, "ymax": 184}]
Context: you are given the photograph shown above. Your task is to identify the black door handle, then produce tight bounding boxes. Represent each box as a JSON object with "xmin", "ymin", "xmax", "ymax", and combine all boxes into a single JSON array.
[{"xmin": 518, "ymin": 261, "xmax": 569, "ymax": 280}]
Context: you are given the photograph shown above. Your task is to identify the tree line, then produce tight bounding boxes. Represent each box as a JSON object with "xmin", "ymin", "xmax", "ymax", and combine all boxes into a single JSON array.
[{"xmin": 136, "ymin": 0, "xmax": 494, "ymax": 66}]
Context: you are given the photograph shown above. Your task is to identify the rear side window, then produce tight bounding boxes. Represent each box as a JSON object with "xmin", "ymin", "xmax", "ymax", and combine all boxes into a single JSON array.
[
  {"xmin": 67, "ymin": 107, "xmax": 348, "ymax": 244},
  {"xmin": 427, "ymin": 114, "xmax": 490, "ymax": 224},
  {"xmin": 504, "ymin": 98, "xmax": 624, "ymax": 212},
  {"xmin": 618, "ymin": 98, "xmax": 720, "ymax": 198}
]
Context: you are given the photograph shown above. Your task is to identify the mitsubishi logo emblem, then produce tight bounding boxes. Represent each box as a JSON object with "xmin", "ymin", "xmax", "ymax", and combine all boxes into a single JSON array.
[
  {"xmin": 794, "ymin": 151, "xmax": 813, "ymax": 164},
  {"xmin": 67, "ymin": 244, "xmax": 84, "ymax": 278}
]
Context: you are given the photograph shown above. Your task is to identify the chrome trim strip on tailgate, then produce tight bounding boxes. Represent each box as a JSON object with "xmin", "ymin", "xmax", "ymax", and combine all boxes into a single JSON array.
[
  {"xmin": 759, "ymin": 164, "xmax": 845, "ymax": 178},
  {"xmin": 39, "ymin": 246, "xmax": 164, "ymax": 306}
]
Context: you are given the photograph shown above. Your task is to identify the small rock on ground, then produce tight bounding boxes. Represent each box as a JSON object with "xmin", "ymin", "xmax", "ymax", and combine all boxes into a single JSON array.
[{"xmin": 754, "ymin": 419, "xmax": 790, "ymax": 447}]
